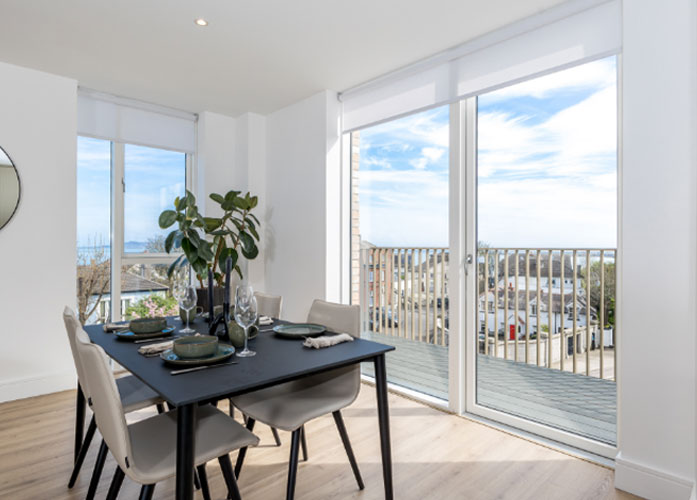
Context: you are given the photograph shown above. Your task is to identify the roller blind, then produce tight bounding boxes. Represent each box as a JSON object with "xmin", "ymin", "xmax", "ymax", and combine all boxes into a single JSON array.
[
  {"xmin": 341, "ymin": 0, "xmax": 621, "ymax": 132},
  {"xmin": 77, "ymin": 90, "xmax": 196, "ymax": 153}
]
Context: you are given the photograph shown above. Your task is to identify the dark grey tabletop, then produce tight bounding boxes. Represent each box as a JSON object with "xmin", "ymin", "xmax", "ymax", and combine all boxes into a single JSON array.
[{"xmin": 84, "ymin": 317, "xmax": 394, "ymax": 407}]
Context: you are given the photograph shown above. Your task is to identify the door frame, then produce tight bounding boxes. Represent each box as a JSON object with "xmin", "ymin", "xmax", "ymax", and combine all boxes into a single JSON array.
[{"xmin": 455, "ymin": 93, "xmax": 619, "ymax": 458}]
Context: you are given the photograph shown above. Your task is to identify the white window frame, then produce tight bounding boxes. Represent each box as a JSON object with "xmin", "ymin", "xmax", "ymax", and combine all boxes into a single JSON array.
[{"xmin": 78, "ymin": 136, "xmax": 194, "ymax": 322}]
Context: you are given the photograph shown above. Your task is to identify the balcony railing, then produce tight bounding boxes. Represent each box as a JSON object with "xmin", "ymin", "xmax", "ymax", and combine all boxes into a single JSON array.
[
  {"xmin": 478, "ymin": 248, "xmax": 617, "ymax": 381},
  {"xmin": 359, "ymin": 247, "xmax": 449, "ymax": 346},
  {"xmin": 358, "ymin": 245, "xmax": 617, "ymax": 381}
]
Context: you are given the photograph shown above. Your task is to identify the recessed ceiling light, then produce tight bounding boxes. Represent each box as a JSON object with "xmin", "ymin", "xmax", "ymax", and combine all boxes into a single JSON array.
[{"xmin": 194, "ymin": 18, "xmax": 208, "ymax": 27}]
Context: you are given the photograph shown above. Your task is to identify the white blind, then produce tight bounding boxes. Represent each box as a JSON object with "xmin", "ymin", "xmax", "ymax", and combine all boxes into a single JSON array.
[
  {"xmin": 77, "ymin": 90, "xmax": 196, "ymax": 153},
  {"xmin": 341, "ymin": 0, "xmax": 621, "ymax": 132}
]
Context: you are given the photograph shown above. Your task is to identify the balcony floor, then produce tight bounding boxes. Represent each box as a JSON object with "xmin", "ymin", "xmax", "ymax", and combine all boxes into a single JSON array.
[{"xmin": 362, "ymin": 331, "xmax": 616, "ymax": 445}]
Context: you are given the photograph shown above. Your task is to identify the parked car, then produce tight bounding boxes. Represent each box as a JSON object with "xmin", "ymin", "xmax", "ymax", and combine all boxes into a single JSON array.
[{"xmin": 369, "ymin": 307, "xmax": 399, "ymax": 330}]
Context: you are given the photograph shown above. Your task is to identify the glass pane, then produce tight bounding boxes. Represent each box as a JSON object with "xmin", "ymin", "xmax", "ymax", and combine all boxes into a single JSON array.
[
  {"xmin": 121, "ymin": 263, "xmax": 179, "ymax": 320},
  {"xmin": 475, "ymin": 56, "xmax": 617, "ymax": 444},
  {"xmin": 349, "ymin": 105, "xmax": 450, "ymax": 401},
  {"xmin": 124, "ymin": 144, "xmax": 186, "ymax": 253},
  {"xmin": 76, "ymin": 137, "xmax": 112, "ymax": 325}
]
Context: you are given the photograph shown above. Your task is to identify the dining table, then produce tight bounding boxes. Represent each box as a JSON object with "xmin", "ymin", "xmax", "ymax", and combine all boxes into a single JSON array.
[{"xmin": 81, "ymin": 317, "xmax": 396, "ymax": 500}]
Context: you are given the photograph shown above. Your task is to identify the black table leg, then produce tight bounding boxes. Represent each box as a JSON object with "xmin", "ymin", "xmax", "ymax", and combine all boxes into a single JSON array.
[
  {"xmin": 74, "ymin": 381, "xmax": 85, "ymax": 463},
  {"xmin": 374, "ymin": 354, "xmax": 393, "ymax": 500},
  {"xmin": 176, "ymin": 404, "xmax": 197, "ymax": 500}
]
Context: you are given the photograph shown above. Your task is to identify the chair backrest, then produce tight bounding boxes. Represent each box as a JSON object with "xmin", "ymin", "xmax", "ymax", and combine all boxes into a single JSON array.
[
  {"xmin": 63, "ymin": 307, "xmax": 94, "ymax": 401},
  {"xmin": 307, "ymin": 299, "xmax": 360, "ymax": 337},
  {"xmin": 254, "ymin": 291, "xmax": 283, "ymax": 318},
  {"xmin": 67, "ymin": 309, "xmax": 132, "ymax": 473},
  {"xmin": 77, "ymin": 331, "xmax": 133, "ymax": 472}
]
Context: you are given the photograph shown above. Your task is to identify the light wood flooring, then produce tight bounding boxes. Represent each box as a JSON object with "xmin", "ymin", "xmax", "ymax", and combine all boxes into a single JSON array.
[{"xmin": 0, "ymin": 384, "xmax": 641, "ymax": 500}]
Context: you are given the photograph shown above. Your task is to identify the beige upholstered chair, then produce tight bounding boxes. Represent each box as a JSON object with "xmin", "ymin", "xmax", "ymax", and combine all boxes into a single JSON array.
[
  {"xmin": 254, "ymin": 291, "xmax": 283, "ymax": 318},
  {"xmin": 63, "ymin": 307, "xmax": 163, "ymax": 499},
  {"xmin": 74, "ymin": 314, "xmax": 259, "ymax": 500},
  {"xmin": 234, "ymin": 291, "xmax": 284, "ymax": 447},
  {"xmin": 232, "ymin": 299, "xmax": 364, "ymax": 500}
]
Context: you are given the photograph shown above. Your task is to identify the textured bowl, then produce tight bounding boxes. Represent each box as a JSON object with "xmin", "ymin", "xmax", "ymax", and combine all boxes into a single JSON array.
[
  {"xmin": 173, "ymin": 335, "xmax": 218, "ymax": 359},
  {"xmin": 129, "ymin": 317, "xmax": 168, "ymax": 334}
]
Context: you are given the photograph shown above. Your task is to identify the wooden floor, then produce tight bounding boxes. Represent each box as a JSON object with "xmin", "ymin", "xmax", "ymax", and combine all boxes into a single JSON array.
[{"xmin": 0, "ymin": 385, "xmax": 640, "ymax": 500}]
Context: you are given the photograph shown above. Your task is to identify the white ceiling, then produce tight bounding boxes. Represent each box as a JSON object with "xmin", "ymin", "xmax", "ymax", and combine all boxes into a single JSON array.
[{"xmin": 0, "ymin": 0, "xmax": 564, "ymax": 117}]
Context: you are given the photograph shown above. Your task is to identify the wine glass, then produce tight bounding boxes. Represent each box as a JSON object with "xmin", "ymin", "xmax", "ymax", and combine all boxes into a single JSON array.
[
  {"xmin": 179, "ymin": 285, "xmax": 197, "ymax": 334},
  {"xmin": 234, "ymin": 285, "xmax": 257, "ymax": 357}
]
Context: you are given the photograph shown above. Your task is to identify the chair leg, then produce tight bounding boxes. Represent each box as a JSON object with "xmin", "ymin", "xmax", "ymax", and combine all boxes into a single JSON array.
[
  {"xmin": 286, "ymin": 429, "xmax": 302, "ymax": 500},
  {"xmin": 219, "ymin": 454, "xmax": 242, "ymax": 500},
  {"xmin": 300, "ymin": 425, "xmax": 308, "ymax": 462},
  {"xmin": 333, "ymin": 410, "xmax": 365, "ymax": 490},
  {"xmin": 229, "ymin": 398, "xmax": 235, "ymax": 418},
  {"xmin": 156, "ymin": 403, "xmax": 165, "ymax": 414},
  {"xmin": 85, "ymin": 440, "xmax": 109, "ymax": 500},
  {"xmin": 138, "ymin": 484, "xmax": 155, "ymax": 500},
  {"xmin": 68, "ymin": 415, "xmax": 97, "ymax": 487},
  {"xmin": 194, "ymin": 468, "xmax": 201, "ymax": 490},
  {"xmin": 233, "ymin": 417, "xmax": 256, "ymax": 478},
  {"xmin": 196, "ymin": 464, "xmax": 211, "ymax": 500},
  {"xmin": 105, "ymin": 466, "xmax": 125, "ymax": 500},
  {"xmin": 271, "ymin": 427, "xmax": 282, "ymax": 447}
]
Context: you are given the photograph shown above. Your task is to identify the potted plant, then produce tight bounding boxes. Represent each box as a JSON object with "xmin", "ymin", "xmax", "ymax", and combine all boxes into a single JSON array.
[{"xmin": 158, "ymin": 189, "xmax": 261, "ymax": 309}]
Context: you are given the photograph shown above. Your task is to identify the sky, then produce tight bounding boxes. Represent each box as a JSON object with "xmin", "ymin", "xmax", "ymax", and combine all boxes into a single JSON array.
[
  {"xmin": 357, "ymin": 56, "xmax": 618, "ymax": 249},
  {"xmin": 77, "ymin": 137, "xmax": 185, "ymax": 250}
]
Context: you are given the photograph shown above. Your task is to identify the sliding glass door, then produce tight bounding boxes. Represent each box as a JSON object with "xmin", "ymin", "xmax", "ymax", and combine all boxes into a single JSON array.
[{"xmin": 463, "ymin": 57, "xmax": 619, "ymax": 456}]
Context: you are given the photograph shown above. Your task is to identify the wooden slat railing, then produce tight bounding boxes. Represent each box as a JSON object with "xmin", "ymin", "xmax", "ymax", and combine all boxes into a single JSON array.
[
  {"xmin": 360, "ymin": 247, "xmax": 449, "ymax": 346},
  {"xmin": 478, "ymin": 248, "xmax": 617, "ymax": 381}
]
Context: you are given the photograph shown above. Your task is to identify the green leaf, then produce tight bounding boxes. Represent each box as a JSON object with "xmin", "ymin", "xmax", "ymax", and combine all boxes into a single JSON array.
[
  {"xmin": 250, "ymin": 196, "xmax": 258, "ymax": 208},
  {"xmin": 246, "ymin": 223, "xmax": 259, "ymax": 241},
  {"xmin": 187, "ymin": 230, "xmax": 202, "ymax": 248},
  {"xmin": 209, "ymin": 193, "xmax": 225, "ymax": 204},
  {"xmin": 239, "ymin": 231, "xmax": 258, "ymax": 259},
  {"xmin": 233, "ymin": 197, "xmax": 248, "ymax": 210},
  {"xmin": 185, "ymin": 190, "xmax": 196, "ymax": 208},
  {"xmin": 209, "ymin": 229, "xmax": 229, "ymax": 236},
  {"xmin": 197, "ymin": 241, "xmax": 215, "ymax": 262},
  {"xmin": 158, "ymin": 210, "xmax": 177, "ymax": 229},
  {"xmin": 181, "ymin": 238, "xmax": 197, "ymax": 261},
  {"xmin": 248, "ymin": 213, "xmax": 260, "ymax": 225},
  {"xmin": 234, "ymin": 265, "xmax": 243, "ymax": 280},
  {"xmin": 167, "ymin": 254, "xmax": 185, "ymax": 278},
  {"xmin": 164, "ymin": 231, "xmax": 176, "ymax": 253},
  {"xmin": 220, "ymin": 199, "xmax": 235, "ymax": 211},
  {"xmin": 203, "ymin": 217, "xmax": 222, "ymax": 232},
  {"xmin": 218, "ymin": 248, "xmax": 238, "ymax": 275},
  {"xmin": 224, "ymin": 190, "xmax": 241, "ymax": 202}
]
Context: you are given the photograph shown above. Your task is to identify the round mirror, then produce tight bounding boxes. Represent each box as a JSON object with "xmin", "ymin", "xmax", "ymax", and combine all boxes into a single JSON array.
[{"xmin": 0, "ymin": 146, "xmax": 20, "ymax": 230}]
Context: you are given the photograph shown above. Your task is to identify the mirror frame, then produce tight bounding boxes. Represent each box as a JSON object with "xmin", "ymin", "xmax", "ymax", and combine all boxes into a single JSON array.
[{"xmin": 0, "ymin": 145, "xmax": 21, "ymax": 231}]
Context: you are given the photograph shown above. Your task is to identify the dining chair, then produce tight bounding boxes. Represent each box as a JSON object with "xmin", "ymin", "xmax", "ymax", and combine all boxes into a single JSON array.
[
  {"xmin": 63, "ymin": 307, "xmax": 166, "ymax": 499},
  {"xmin": 230, "ymin": 292, "xmax": 285, "ymax": 448},
  {"xmin": 231, "ymin": 299, "xmax": 364, "ymax": 500},
  {"xmin": 75, "ymin": 316, "xmax": 259, "ymax": 500}
]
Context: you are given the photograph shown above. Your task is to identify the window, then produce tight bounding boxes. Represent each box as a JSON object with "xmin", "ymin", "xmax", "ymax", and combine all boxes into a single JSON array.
[{"xmin": 77, "ymin": 138, "xmax": 190, "ymax": 324}]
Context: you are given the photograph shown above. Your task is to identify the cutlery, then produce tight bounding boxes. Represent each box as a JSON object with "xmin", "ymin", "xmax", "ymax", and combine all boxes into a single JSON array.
[
  {"xmin": 134, "ymin": 335, "xmax": 178, "ymax": 344},
  {"xmin": 170, "ymin": 361, "xmax": 238, "ymax": 376},
  {"xmin": 259, "ymin": 327, "xmax": 275, "ymax": 333}
]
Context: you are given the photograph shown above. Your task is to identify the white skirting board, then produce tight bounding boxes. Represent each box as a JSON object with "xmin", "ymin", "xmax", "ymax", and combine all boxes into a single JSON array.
[
  {"xmin": 0, "ymin": 371, "xmax": 76, "ymax": 404},
  {"xmin": 615, "ymin": 453, "xmax": 694, "ymax": 500}
]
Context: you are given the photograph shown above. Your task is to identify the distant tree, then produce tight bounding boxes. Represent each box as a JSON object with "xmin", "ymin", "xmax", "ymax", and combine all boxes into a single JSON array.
[
  {"xmin": 76, "ymin": 238, "xmax": 110, "ymax": 325},
  {"xmin": 581, "ymin": 260, "xmax": 616, "ymax": 328},
  {"xmin": 145, "ymin": 235, "xmax": 166, "ymax": 253}
]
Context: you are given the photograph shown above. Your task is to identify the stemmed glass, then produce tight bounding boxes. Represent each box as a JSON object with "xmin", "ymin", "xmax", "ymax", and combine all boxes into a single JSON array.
[
  {"xmin": 178, "ymin": 285, "xmax": 197, "ymax": 334},
  {"xmin": 234, "ymin": 285, "xmax": 257, "ymax": 358}
]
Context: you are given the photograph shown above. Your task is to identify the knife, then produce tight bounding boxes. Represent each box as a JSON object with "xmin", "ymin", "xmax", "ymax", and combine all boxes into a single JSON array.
[{"xmin": 170, "ymin": 361, "xmax": 238, "ymax": 376}]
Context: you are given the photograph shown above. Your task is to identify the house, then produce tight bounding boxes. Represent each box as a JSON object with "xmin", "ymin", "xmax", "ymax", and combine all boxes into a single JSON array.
[{"xmin": 0, "ymin": 1, "xmax": 695, "ymax": 500}]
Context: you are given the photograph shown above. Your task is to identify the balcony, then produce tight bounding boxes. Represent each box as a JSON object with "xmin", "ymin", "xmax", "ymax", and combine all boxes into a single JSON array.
[{"xmin": 357, "ymin": 246, "xmax": 617, "ymax": 445}]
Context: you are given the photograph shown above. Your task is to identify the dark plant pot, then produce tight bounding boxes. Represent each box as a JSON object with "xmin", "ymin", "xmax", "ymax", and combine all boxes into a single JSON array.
[{"xmin": 196, "ymin": 286, "xmax": 226, "ymax": 312}]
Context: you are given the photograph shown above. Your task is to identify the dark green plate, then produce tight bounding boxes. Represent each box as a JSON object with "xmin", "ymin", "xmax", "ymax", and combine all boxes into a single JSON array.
[
  {"xmin": 115, "ymin": 326, "xmax": 175, "ymax": 341},
  {"xmin": 273, "ymin": 323, "xmax": 325, "ymax": 338},
  {"xmin": 160, "ymin": 344, "xmax": 235, "ymax": 366}
]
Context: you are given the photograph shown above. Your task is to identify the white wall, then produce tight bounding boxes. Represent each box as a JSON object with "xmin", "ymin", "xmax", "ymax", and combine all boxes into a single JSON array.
[
  {"xmin": 0, "ymin": 61, "xmax": 77, "ymax": 402},
  {"xmin": 264, "ymin": 90, "xmax": 342, "ymax": 321},
  {"xmin": 616, "ymin": 1, "xmax": 697, "ymax": 499},
  {"xmin": 196, "ymin": 111, "xmax": 238, "ymax": 218}
]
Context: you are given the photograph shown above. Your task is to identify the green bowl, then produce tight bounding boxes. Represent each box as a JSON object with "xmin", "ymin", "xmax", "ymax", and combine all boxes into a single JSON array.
[
  {"xmin": 173, "ymin": 335, "xmax": 219, "ymax": 359},
  {"xmin": 129, "ymin": 317, "xmax": 168, "ymax": 334}
]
